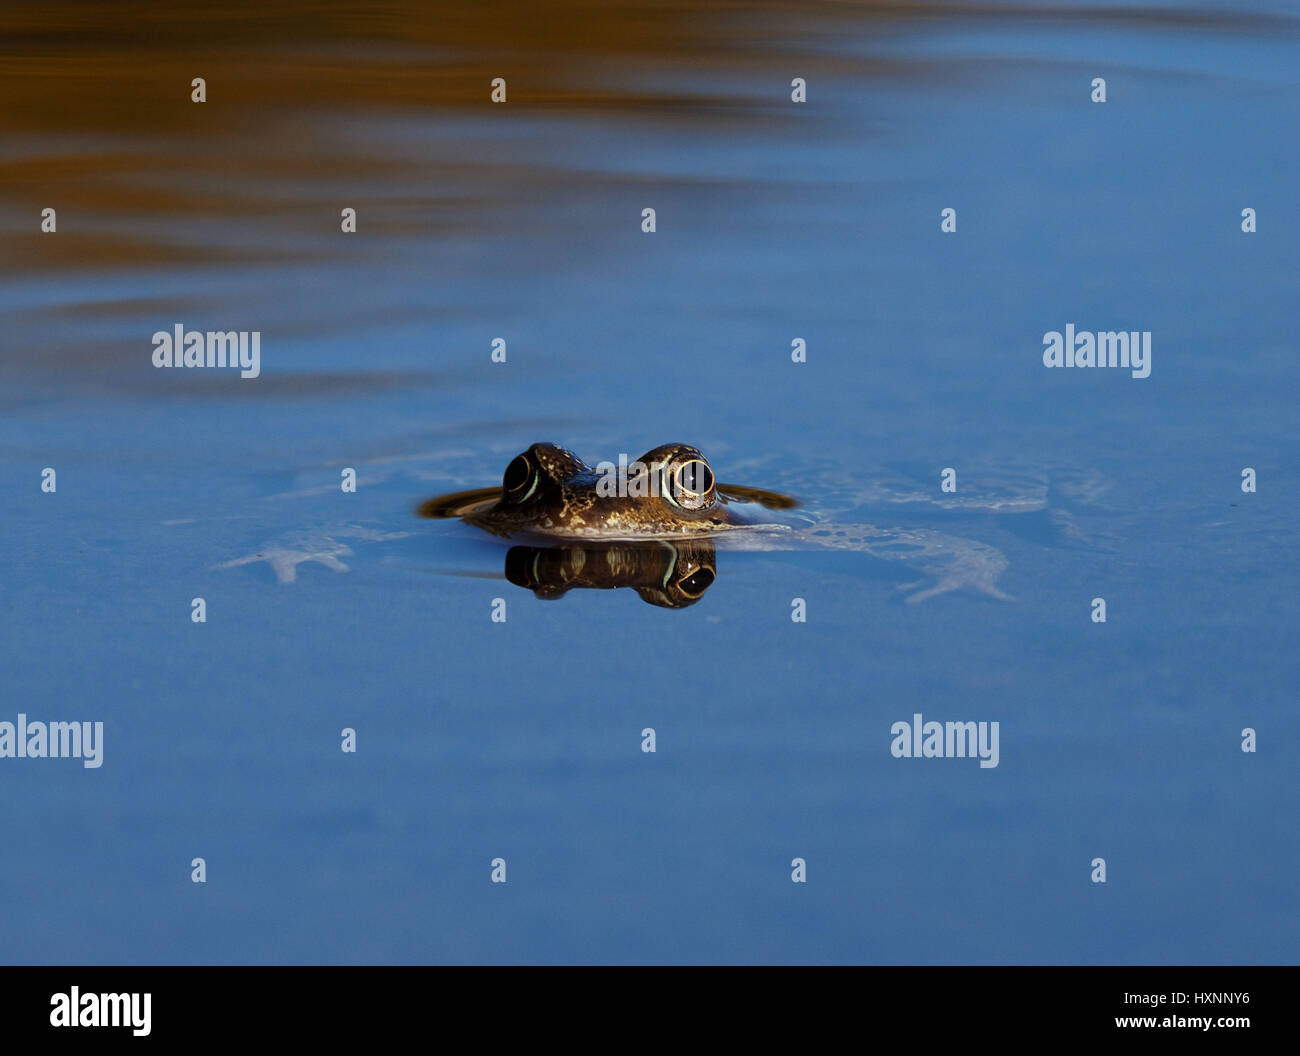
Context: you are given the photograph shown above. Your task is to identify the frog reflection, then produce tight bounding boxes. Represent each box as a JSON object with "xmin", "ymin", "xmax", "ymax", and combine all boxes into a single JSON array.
[{"xmin": 504, "ymin": 539, "xmax": 718, "ymax": 608}]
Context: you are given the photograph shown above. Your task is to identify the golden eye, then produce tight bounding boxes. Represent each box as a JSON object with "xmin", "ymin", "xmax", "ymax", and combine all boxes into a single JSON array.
[
  {"xmin": 676, "ymin": 566, "xmax": 716, "ymax": 598},
  {"xmin": 668, "ymin": 459, "xmax": 715, "ymax": 510},
  {"xmin": 503, "ymin": 454, "xmax": 535, "ymax": 500}
]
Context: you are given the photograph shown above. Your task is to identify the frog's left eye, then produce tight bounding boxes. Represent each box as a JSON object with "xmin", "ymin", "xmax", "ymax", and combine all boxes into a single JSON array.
[
  {"xmin": 503, "ymin": 454, "xmax": 537, "ymax": 502},
  {"xmin": 666, "ymin": 458, "xmax": 715, "ymax": 510}
]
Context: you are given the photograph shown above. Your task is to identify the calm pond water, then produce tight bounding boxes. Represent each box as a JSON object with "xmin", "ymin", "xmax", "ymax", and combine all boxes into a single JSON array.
[{"xmin": 1, "ymin": 0, "xmax": 1296, "ymax": 964}]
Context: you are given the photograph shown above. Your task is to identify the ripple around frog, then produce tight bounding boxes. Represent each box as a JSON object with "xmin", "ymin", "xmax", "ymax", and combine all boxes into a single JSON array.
[
  {"xmin": 417, "ymin": 481, "xmax": 1014, "ymax": 605},
  {"xmin": 216, "ymin": 450, "xmax": 1101, "ymax": 605}
]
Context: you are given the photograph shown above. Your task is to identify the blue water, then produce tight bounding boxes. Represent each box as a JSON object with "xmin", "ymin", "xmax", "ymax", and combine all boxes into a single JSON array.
[{"xmin": 1, "ymin": 1, "xmax": 1297, "ymax": 964}]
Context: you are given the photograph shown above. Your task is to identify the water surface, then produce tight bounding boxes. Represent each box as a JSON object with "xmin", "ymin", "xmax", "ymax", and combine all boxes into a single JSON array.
[{"xmin": 1, "ymin": 0, "xmax": 1297, "ymax": 964}]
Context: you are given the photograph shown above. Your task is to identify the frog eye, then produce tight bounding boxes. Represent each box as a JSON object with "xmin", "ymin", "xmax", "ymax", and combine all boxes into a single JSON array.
[
  {"xmin": 666, "ymin": 458, "xmax": 715, "ymax": 510},
  {"xmin": 503, "ymin": 454, "xmax": 537, "ymax": 501},
  {"xmin": 675, "ymin": 565, "xmax": 716, "ymax": 598}
]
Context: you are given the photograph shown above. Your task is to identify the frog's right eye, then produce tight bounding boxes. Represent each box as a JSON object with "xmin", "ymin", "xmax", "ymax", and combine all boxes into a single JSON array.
[
  {"xmin": 676, "ymin": 565, "xmax": 716, "ymax": 598},
  {"xmin": 664, "ymin": 458, "xmax": 715, "ymax": 511},
  {"xmin": 503, "ymin": 454, "xmax": 537, "ymax": 501}
]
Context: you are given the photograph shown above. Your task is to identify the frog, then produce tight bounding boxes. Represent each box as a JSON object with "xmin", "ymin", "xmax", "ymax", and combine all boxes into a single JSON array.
[
  {"xmin": 417, "ymin": 442, "xmax": 1020, "ymax": 603},
  {"xmin": 418, "ymin": 441, "xmax": 797, "ymax": 541}
]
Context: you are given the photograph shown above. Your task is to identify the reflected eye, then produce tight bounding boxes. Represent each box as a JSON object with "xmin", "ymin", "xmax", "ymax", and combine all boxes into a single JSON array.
[
  {"xmin": 676, "ymin": 566, "xmax": 716, "ymax": 598},
  {"xmin": 667, "ymin": 458, "xmax": 715, "ymax": 510},
  {"xmin": 503, "ymin": 454, "xmax": 536, "ymax": 501}
]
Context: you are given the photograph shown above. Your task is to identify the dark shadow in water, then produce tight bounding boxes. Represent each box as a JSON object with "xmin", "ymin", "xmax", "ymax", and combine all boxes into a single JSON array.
[{"xmin": 505, "ymin": 539, "xmax": 718, "ymax": 608}]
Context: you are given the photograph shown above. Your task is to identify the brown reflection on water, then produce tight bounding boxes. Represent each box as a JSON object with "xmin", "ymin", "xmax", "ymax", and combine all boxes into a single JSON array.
[
  {"xmin": 0, "ymin": 0, "xmax": 885, "ymax": 276},
  {"xmin": 2, "ymin": 1, "xmax": 883, "ymax": 131},
  {"xmin": 1, "ymin": 0, "xmax": 1283, "ymax": 278}
]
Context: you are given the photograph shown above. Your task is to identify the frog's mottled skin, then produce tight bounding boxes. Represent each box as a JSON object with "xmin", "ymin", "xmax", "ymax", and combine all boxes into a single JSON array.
[{"xmin": 457, "ymin": 442, "xmax": 771, "ymax": 540}]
